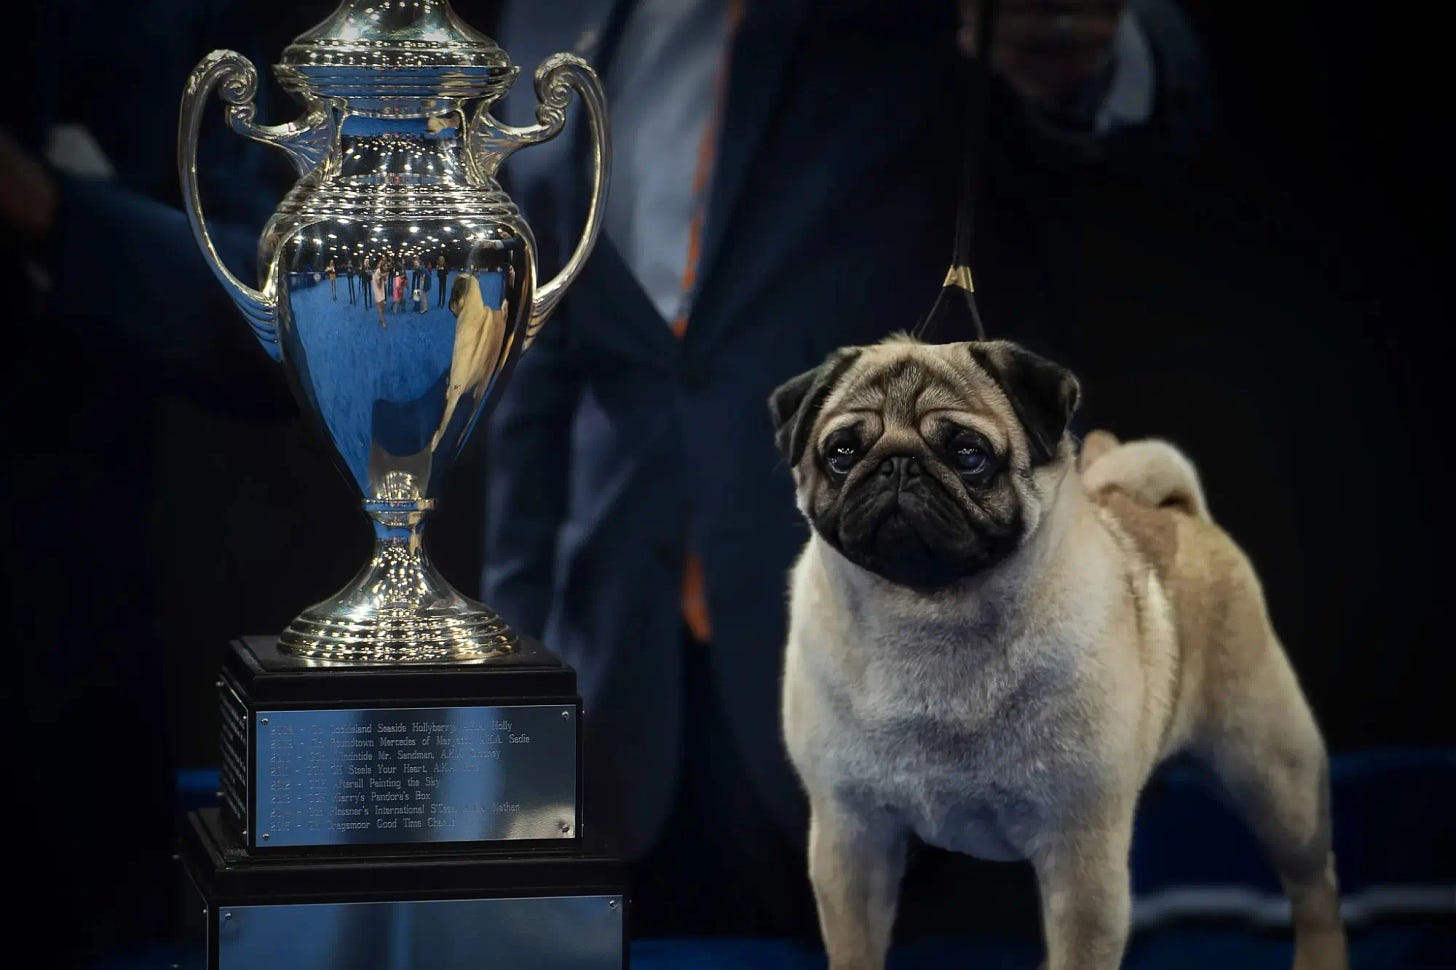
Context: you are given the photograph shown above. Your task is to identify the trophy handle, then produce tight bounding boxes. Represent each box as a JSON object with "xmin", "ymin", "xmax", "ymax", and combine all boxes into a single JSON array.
[
  {"xmin": 468, "ymin": 53, "xmax": 610, "ymax": 346},
  {"xmin": 179, "ymin": 50, "xmax": 330, "ymax": 361}
]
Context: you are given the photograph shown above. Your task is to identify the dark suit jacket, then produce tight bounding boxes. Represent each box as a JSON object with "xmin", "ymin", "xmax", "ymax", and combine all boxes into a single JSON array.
[{"xmin": 484, "ymin": 0, "xmax": 1211, "ymax": 860}]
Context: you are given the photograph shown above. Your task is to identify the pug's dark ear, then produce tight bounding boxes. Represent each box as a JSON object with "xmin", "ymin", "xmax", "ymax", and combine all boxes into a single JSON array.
[
  {"xmin": 967, "ymin": 341, "xmax": 1081, "ymax": 465},
  {"xmin": 768, "ymin": 348, "xmax": 862, "ymax": 466}
]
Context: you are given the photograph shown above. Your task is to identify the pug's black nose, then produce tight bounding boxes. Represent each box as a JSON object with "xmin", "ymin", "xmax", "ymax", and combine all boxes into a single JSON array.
[{"xmin": 877, "ymin": 455, "xmax": 921, "ymax": 487}]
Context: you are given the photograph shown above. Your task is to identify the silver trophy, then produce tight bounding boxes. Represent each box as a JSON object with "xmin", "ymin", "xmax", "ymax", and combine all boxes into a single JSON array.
[{"xmin": 179, "ymin": 0, "xmax": 608, "ymax": 664}]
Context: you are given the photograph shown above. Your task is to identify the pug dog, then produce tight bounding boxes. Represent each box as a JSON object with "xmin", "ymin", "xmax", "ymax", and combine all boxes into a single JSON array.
[
  {"xmin": 430, "ymin": 273, "xmax": 509, "ymax": 452},
  {"xmin": 771, "ymin": 336, "xmax": 1346, "ymax": 970}
]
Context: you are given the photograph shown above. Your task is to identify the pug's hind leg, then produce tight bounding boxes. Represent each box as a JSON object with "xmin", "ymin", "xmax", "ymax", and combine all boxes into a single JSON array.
[
  {"xmin": 807, "ymin": 798, "xmax": 907, "ymax": 970},
  {"xmin": 1194, "ymin": 642, "xmax": 1348, "ymax": 970},
  {"xmin": 1032, "ymin": 812, "xmax": 1134, "ymax": 970}
]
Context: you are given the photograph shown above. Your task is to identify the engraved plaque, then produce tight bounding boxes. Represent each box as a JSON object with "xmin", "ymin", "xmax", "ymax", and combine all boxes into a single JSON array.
[
  {"xmin": 253, "ymin": 705, "xmax": 577, "ymax": 848},
  {"xmin": 218, "ymin": 895, "xmax": 623, "ymax": 970}
]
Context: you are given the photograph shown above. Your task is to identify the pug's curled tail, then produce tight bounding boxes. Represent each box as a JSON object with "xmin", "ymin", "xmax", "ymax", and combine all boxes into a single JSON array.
[{"xmin": 1079, "ymin": 431, "xmax": 1210, "ymax": 521}]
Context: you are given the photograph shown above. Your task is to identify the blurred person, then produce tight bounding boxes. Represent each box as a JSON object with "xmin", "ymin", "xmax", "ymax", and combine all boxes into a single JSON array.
[
  {"xmin": 363, "ymin": 255, "xmax": 375, "ymax": 309},
  {"xmin": 412, "ymin": 256, "xmax": 428, "ymax": 313},
  {"xmin": 418, "ymin": 258, "xmax": 433, "ymax": 312},
  {"xmin": 392, "ymin": 261, "xmax": 407, "ymax": 313},
  {"xmin": 345, "ymin": 257, "xmax": 357, "ymax": 304},
  {"xmin": 437, "ymin": 255, "xmax": 449, "ymax": 306},
  {"xmin": 373, "ymin": 258, "xmax": 389, "ymax": 328},
  {"xmin": 326, "ymin": 257, "xmax": 337, "ymax": 300},
  {"xmin": 484, "ymin": 0, "xmax": 1212, "ymax": 940}
]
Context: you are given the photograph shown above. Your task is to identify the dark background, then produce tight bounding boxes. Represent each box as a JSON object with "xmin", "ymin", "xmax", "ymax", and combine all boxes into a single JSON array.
[
  {"xmin": 2, "ymin": 0, "xmax": 1450, "ymax": 963},
  {"xmin": 1082, "ymin": 0, "xmax": 1450, "ymax": 749}
]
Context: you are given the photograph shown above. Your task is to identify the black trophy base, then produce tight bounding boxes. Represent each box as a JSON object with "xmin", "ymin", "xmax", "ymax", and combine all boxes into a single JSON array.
[
  {"xmin": 219, "ymin": 636, "xmax": 584, "ymax": 855},
  {"xmin": 179, "ymin": 808, "xmax": 628, "ymax": 970}
]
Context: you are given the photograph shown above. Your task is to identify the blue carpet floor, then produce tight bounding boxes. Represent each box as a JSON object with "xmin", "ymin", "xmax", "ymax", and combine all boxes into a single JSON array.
[
  {"xmin": 633, "ymin": 929, "xmax": 1456, "ymax": 968},
  {"xmin": 92, "ymin": 926, "xmax": 1456, "ymax": 969}
]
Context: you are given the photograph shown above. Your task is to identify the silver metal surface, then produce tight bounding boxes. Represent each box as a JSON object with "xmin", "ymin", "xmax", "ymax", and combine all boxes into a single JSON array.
[
  {"xmin": 179, "ymin": 1, "xmax": 610, "ymax": 663},
  {"xmin": 219, "ymin": 895, "xmax": 623, "ymax": 970},
  {"xmin": 253, "ymin": 704, "xmax": 576, "ymax": 848}
]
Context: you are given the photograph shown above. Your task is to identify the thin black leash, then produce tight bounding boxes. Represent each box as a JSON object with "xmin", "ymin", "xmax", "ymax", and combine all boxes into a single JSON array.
[{"xmin": 915, "ymin": 0, "xmax": 999, "ymax": 343}]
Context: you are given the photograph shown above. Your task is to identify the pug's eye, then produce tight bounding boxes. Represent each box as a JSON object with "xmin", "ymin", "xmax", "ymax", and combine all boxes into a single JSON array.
[
  {"xmin": 954, "ymin": 445, "xmax": 989, "ymax": 474},
  {"xmin": 824, "ymin": 438, "xmax": 860, "ymax": 475},
  {"xmin": 946, "ymin": 432, "xmax": 997, "ymax": 481}
]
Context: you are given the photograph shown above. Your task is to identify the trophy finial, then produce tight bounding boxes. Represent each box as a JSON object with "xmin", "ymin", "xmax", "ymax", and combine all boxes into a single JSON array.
[{"xmin": 277, "ymin": 0, "xmax": 516, "ymax": 113}]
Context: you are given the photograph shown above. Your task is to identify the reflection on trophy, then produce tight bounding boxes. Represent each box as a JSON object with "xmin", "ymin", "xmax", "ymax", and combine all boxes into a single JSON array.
[
  {"xmin": 175, "ymin": 3, "xmax": 625, "ymax": 967},
  {"xmin": 433, "ymin": 271, "xmax": 509, "ymax": 454}
]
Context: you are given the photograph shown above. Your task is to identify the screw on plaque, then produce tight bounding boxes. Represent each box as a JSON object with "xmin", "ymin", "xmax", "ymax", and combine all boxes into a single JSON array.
[
  {"xmin": 224, "ymin": 912, "xmax": 233, "ymax": 921},
  {"xmin": 261, "ymin": 833, "xmax": 271, "ymax": 841},
  {"xmin": 609, "ymin": 899, "xmax": 619, "ymax": 911},
  {"xmin": 260, "ymin": 717, "xmax": 269, "ymax": 725},
  {"xmin": 560, "ymin": 821, "xmax": 572, "ymax": 835},
  {"xmin": 561, "ymin": 709, "xmax": 570, "ymax": 719}
]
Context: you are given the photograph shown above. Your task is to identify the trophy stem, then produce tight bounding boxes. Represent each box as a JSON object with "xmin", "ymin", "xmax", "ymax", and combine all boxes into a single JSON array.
[{"xmin": 278, "ymin": 501, "xmax": 518, "ymax": 664}]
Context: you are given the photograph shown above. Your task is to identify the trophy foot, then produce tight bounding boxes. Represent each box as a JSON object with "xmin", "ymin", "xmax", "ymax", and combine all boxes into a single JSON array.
[
  {"xmin": 279, "ymin": 501, "xmax": 518, "ymax": 664},
  {"xmin": 279, "ymin": 599, "xmax": 517, "ymax": 664}
]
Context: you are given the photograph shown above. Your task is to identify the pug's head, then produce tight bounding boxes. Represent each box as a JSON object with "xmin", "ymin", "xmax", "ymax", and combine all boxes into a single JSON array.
[
  {"xmin": 769, "ymin": 336, "xmax": 1080, "ymax": 590},
  {"xmin": 449, "ymin": 273, "xmax": 481, "ymax": 317}
]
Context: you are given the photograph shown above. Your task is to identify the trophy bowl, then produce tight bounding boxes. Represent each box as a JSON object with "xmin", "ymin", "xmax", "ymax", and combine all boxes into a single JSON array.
[{"xmin": 178, "ymin": 1, "xmax": 608, "ymax": 664}]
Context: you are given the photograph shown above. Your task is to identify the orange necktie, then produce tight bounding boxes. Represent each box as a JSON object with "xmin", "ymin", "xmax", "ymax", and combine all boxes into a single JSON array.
[{"xmin": 677, "ymin": 0, "xmax": 744, "ymax": 643}]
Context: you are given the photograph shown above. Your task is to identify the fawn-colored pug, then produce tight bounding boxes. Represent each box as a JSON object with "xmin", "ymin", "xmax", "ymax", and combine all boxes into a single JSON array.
[
  {"xmin": 771, "ymin": 336, "xmax": 1346, "ymax": 970},
  {"xmin": 431, "ymin": 274, "xmax": 508, "ymax": 452}
]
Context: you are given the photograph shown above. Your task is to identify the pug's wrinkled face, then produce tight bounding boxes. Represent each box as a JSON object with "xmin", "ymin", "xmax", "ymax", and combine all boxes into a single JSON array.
[
  {"xmin": 769, "ymin": 337, "xmax": 1080, "ymax": 590},
  {"xmin": 449, "ymin": 274, "xmax": 478, "ymax": 316}
]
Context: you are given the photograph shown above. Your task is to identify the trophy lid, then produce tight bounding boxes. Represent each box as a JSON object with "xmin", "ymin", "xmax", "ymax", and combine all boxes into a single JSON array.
[{"xmin": 276, "ymin": 0, "xmax": 517, "ymax": 114}]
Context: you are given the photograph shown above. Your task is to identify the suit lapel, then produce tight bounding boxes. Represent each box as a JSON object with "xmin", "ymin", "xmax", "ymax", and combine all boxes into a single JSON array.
[
  {"xmin": 554, "ymin": 0, "xmax": 681, "ymax": 355},
  {"xmin": 690, "ymin": 0, "xmax": 812, "ymax": 321},
  {"xmin": 579, "ymin": 233, "xmax": 680, "ymax": 365},
  {"xmin": 562, "ymin": 0, "xmax": 632, "ymax": 237}
]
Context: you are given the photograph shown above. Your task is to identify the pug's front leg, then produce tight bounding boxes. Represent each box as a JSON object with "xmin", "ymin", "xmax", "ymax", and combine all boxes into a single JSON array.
[
  {"xmin": 808, "ymin": 796, "xmax": 907, "ymax": 970},
  {"xmin": 1032, "ymin": 816, "xmax": 1134, "ymax": 970}
]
